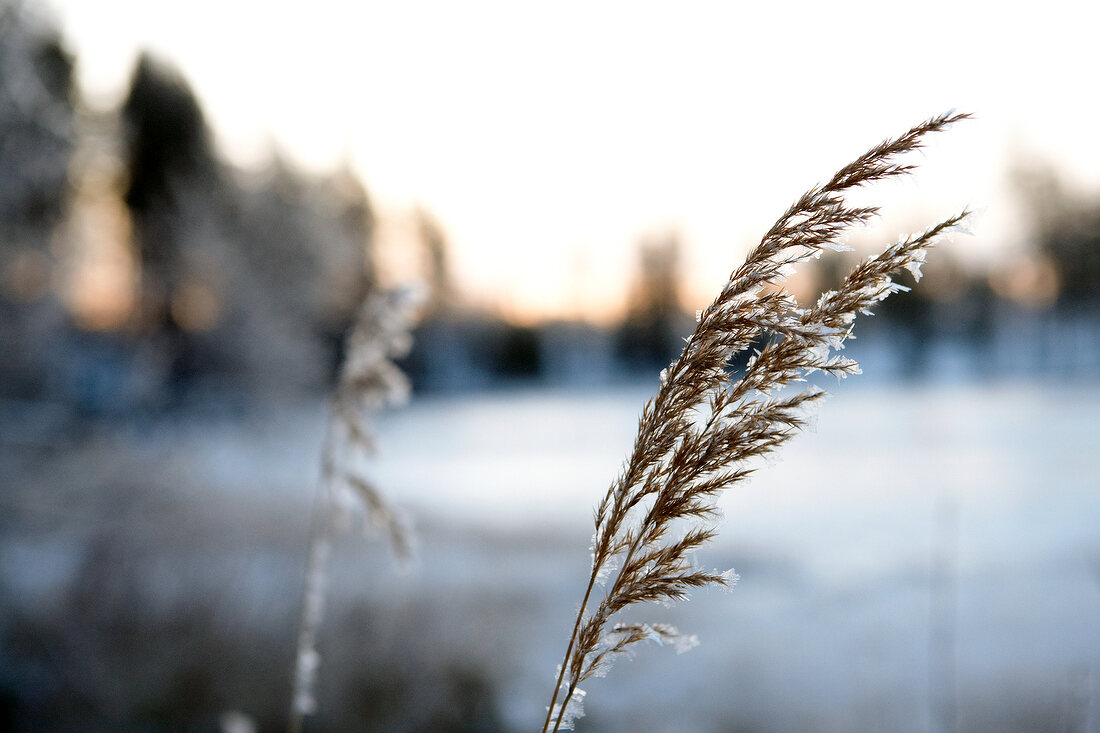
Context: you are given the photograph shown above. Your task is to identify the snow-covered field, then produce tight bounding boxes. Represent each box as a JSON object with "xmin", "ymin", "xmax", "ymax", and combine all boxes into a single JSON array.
[{"xmin": 3, "ymin": 380, "xmax": 1099, "ymax": 731}]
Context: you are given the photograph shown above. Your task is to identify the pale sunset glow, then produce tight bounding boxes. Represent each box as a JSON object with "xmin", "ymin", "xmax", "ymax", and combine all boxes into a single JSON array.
[
  {"xmin": 65, "ymin": 162, "xmax": 136, "ymax": 330},
  {"xmin": 42, "ymin": 0, "xmax": 1100, "ymax": 321}
]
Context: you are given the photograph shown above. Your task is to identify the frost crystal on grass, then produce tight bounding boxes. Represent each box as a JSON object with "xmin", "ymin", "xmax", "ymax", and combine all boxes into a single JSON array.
[
  {"xmin": 548, "ymin": 688, "xmax": 586, "ymax": 731},
  {"xmin": 905, "ymin": 248, "xmax": 928, "ymax": 281},
  {"xmin": 823, "ymin": 239, "xmax": 855, "ymax": 253},
  {"xmin": 673, "ymin": 633, "xmax": 700, "ymax": 654},
  {"xmin": 717, "ymin": 567, "xmax": 740, "ymax": 589},
  {"xmin": 593, "ymin": 552, "xmax": 620, "ymax": 586}
]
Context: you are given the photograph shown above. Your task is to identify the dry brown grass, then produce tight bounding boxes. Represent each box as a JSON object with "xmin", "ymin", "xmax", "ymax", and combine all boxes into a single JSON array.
[{"xmin": 543, "ymin": 111, "xmax": 972, "ymax": 732}]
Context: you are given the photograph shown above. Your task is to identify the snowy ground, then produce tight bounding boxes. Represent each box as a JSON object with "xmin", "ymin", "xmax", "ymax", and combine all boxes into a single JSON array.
[{"xmin": 2, "ymin": 379, "xmax": 1099, "ymax": 731}]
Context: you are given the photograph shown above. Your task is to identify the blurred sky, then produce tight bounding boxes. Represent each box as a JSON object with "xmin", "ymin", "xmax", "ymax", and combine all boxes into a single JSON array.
[{"xmin": 40, "ymin": 0, "xmax": 1100, "ymax": 322}]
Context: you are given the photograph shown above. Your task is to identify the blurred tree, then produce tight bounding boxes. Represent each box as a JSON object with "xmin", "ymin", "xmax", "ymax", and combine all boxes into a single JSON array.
[
  {"xmin": 615, "ymin": 232, "xmax": 690, "ymax": 372},
  {"xmin": 235, "ymin": 158, "xmax": 373, "ymax": 378},
  {"xmin": 123, "ymin": 55, "xmax": 220, "ymax": 221},
  {"xmin": 121, "ymin": 53, "xmax": 373, "ymax": 402},
  {"xmin": 0, "ymin": 0, "xmax": 75, "ymax": 400},
  {"xmin": 1015, "ymin": 166, "xmax": 1100, "ymax": 311},
  {"xmin": 415, "ymin": 207, "xmax": 454, "ymax": 315},
  {"xmin": 122, "ymin": 54, "xmax": 227, "ymax": 391}
]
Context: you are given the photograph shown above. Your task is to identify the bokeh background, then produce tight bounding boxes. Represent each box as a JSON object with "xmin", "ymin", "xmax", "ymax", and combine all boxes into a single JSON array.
[{"xmin": 2, "ymin": 1, "xmax": 1098, "ymax": 731}]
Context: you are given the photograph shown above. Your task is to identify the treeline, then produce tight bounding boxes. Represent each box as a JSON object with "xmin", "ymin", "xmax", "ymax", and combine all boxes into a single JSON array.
[
  {"xmin": 2, "ymin": 1, "xmax": 1098, "ymax": 425},
  {"xmin": 400, "ymin": 232, "xmax": 694, "ymax": 390},
  {"xmin": 401, "ymin": 216, "xmax": 1100, "ymax": 391}
]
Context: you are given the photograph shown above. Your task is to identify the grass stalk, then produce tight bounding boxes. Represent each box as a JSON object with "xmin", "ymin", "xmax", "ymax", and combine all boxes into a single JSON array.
[
  {"xmin": 542, "ymin": 111, "xmax": 972, "ymax": 731},
  {"xmin": 286, "ymin": 288, "xmax": 419, "ymax": 732}
]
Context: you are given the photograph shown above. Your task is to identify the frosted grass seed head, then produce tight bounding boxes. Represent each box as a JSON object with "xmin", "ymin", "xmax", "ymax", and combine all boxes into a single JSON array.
[{"xmin": 542, "ymin": 111, "xmax": 971, "ymax": 733}]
